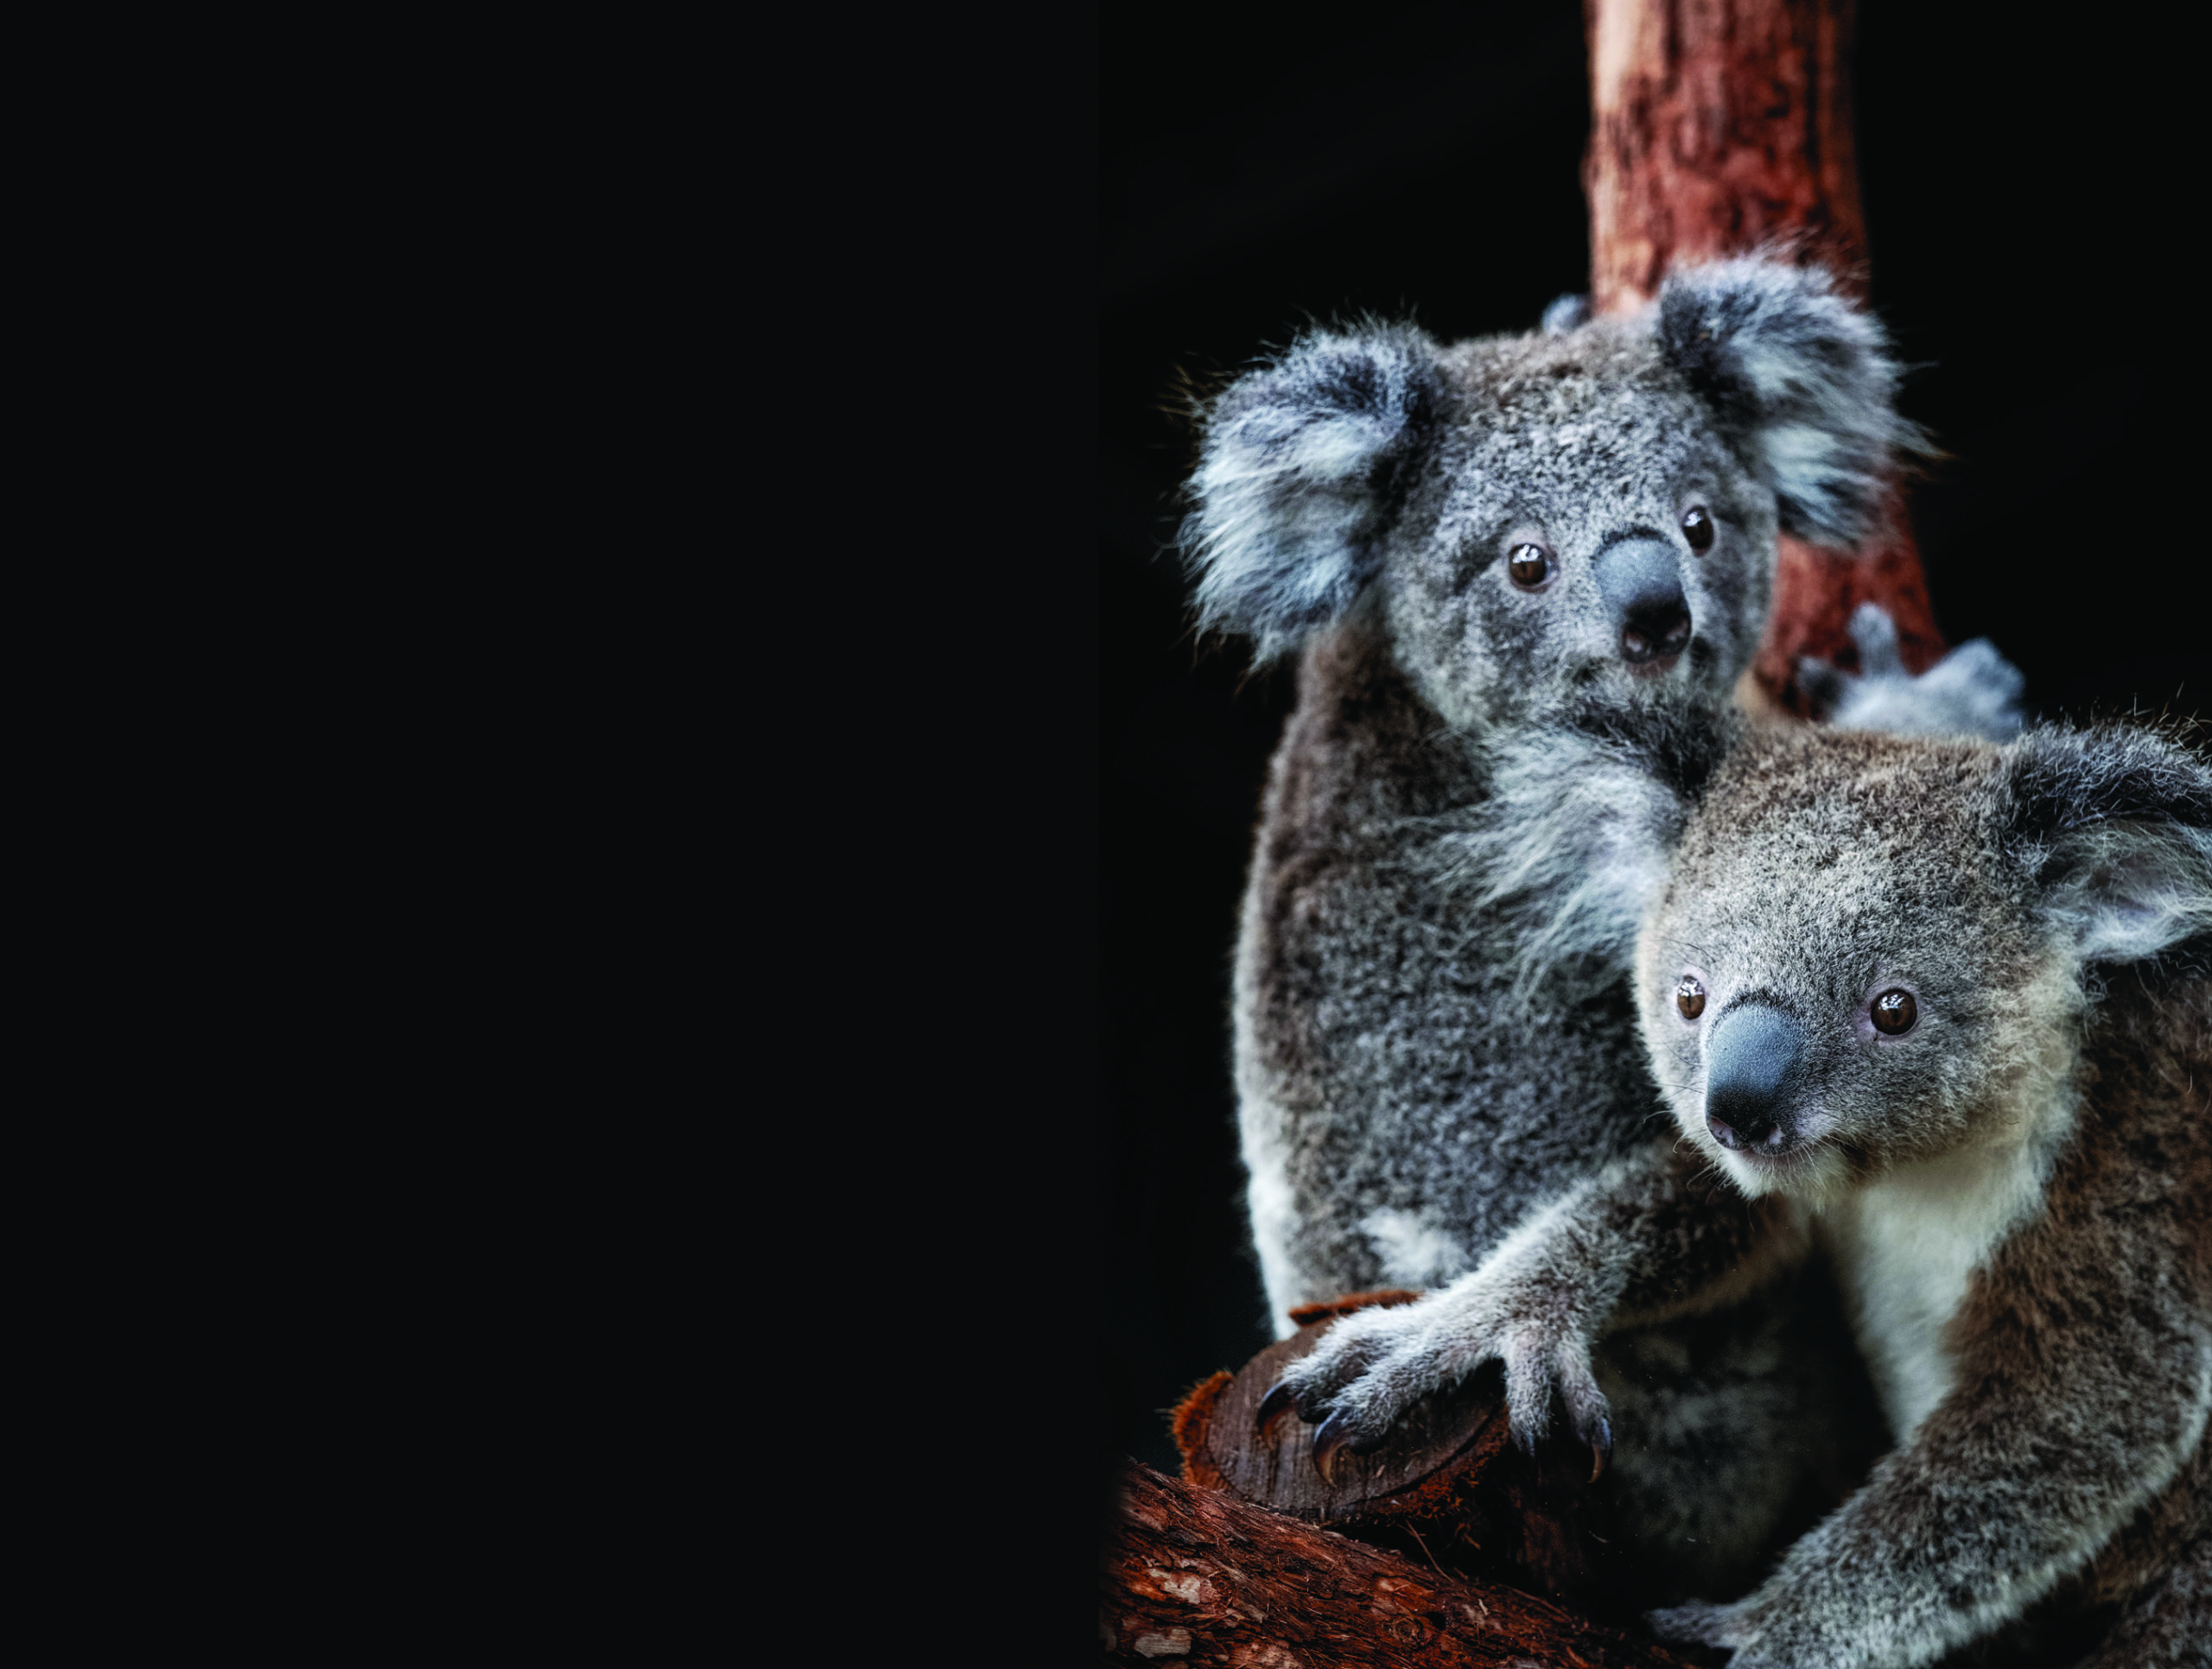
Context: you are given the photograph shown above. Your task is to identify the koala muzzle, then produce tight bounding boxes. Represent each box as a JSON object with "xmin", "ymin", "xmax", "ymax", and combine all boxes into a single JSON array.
[
  {"xmin": 1594, "ymin": 536, "xmax": 1692, "ymax": 665},
  {"xmin": 1703, "ymin": 1003, "xmax": 1809, "ymax": 1155}
]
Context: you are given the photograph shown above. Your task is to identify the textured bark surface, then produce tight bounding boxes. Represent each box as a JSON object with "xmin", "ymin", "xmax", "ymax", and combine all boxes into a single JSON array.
[
  {"xmin": 1587, "ymin": 0, "xmax": 1863, "ymax": 314},
  {"xmin": 1179, "ymin": 1294, "xmax": 1502, "ymax": 1523},
  {"xmin": 1586, "ymin": 0, "xmax": 1944, "ymax": 714},
  {"xmin": 1103, "ymin": 1462, "xmax": 1707, "ymax": 1667},
  {"xmin": 1173, "ymin": 1301, "xmax": 1615, "ymax": 1608}
]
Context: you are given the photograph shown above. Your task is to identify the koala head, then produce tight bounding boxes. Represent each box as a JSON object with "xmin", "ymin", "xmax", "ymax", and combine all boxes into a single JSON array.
[
  {"xmin": 1182, "ymin": 257, "xmax": 1918, "ymax": 733},
  {"xmin": 1635, "ymin": 724, "xmax": 2212, "ymax": 1199}
]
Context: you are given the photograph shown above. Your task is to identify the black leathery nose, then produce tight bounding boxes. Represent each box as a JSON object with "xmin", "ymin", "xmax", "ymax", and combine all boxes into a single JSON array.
[
  {"xmin": 1703, "ymin": 1004, "xmax": 1808, "ymax": 1153},
  {"xmin": 1593, "ymin": 537, "xmax": 1691, "ymax": 663}
]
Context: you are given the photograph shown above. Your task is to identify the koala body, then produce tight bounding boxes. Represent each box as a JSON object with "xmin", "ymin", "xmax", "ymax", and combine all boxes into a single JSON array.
[
  {"xmin": 1188, "ymin": 261, "xmax": 1913, "ymax": 1317},
  {"xmin": 1284, "ymin": 721, "xmax": 2211, "ymax": 1666},
  {"xmin": 1183, "ymin": 259, "xmax": 2018, "ymax": 1590}
]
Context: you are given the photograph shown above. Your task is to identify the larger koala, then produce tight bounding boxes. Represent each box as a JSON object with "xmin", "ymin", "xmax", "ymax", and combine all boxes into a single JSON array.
[{"xmin": 1182, "ymin": 258, "xmax": 2017, "ymax": 1592}]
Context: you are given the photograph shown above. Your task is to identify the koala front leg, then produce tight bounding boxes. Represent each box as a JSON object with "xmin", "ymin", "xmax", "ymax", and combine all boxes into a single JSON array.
[
  {"xmin": 1267, "ymin": 1141, "xmax": 1799, "ymax": 1475},
  {"xmin": 1650, "ymin": 1324, "xmax": 2212, "ymax": 1668}
]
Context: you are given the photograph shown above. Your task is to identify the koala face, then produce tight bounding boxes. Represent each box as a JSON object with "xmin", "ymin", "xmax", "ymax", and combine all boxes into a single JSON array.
[
  {"xmin": 1183, "ymin": 257, "xmax": 1920, "ymax": 737},
  {"xmin": 1637, "ymin": 732, "xmax": 2051, "ymax": 1198},
  {"xmin": 1636, "ymin": 727, "xmax": 2212, "ymax": 1200},
  {"xmin": 1381, "ymin": 326, "xmax": 1776, "ymax": 733}
]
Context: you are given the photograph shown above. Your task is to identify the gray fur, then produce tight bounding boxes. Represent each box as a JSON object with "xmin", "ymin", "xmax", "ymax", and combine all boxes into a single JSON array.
[
  {"xmin": 1656, "ymin": 256, "xmax": 1928, "ymax": 546},
  {"xmin": 1286, "ymin": 721, "xmax": 2211, "ymax": 1666},
  {"xmin": 1181, "ymin": 259, "xmax": 2015, "ymax": 1597},
  {"xmin": 1183, "ymin": 321, "xmax": 1446, "ymax": 662}
]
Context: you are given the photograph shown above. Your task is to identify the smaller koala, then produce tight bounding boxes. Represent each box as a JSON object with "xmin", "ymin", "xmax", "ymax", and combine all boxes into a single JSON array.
[{"xmin": 1272, "ymin": 720, "xmax": 2210, "ymax": 1666}]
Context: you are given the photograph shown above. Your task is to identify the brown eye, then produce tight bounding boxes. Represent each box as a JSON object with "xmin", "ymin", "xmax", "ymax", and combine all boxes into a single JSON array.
[
  {"xmin": 1681, "ymin": 505, "xmax": 1714, "ymax": 553},
  {"xmin": 1871, "ymin": 988, "xmax": 1917, "ymax": 1036},
  {"xmin": 1675, "ymin": 976, "xmax": 1706, "ymax": 1019},
  {"xmin": 1508, "ymin": 543, "xmax": 1552, "ymax": 588}
]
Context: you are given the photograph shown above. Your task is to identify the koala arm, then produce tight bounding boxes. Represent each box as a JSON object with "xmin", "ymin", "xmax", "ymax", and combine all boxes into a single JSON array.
[
  {"xmin": 1802, "ymin": 602, "xmax": 2026, "ymax": 741},
  {"xmin": 1270, "ymin": 1140, "xmax": 1805, "ymax": 1469},
  {"xmin": 1652, "ymin": 1231, "xmax": 2212, "ymax": 1668}
]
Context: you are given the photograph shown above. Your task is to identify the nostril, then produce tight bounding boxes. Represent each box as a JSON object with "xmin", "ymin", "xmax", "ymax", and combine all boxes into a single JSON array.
[
  {"xmin": 1622, "ymin": 602, "xmax": 1691, "ymax": 663},
  {"xmin": 1708, "ymin": 1110, "xmax": 1779, "ymax": 1150}
]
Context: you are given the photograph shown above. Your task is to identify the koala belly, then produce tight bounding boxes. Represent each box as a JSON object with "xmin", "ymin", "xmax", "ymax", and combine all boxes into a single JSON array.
[
  {"xmin": 1234, "ymin": 881, "xmax": 1659, "ymax": 1331},
  {"xmin": 1597, "ymin": 1260, "xmax": 1891, "ymax": 1609}
]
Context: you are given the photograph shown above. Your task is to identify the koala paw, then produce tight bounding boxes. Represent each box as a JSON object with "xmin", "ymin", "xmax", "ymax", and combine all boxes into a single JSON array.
[
  {"xmin": 1261, "ymin": 1267, "xmax": 1611, "ymax": 1477},
  {"xmin": 1802, "ymin": 602, "xmax": 2026, "ymax": 741}
]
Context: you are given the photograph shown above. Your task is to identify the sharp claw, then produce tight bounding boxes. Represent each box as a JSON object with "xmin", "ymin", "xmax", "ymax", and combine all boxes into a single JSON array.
[
  {"xmin": 1311, "ymin": 1408, "xmax": 1389, "ymax": 1481},
  {"xmin": 1312, "ymin": 1411, "xmax": 1353, "ymax": 1482},
  {"xmin": 1255, "ymin": 1380, "xmax": 1299, "ymax": 1434},
  {"xmin": 1584, "ymin": 1414, "xmax": 1612, "ymax": 1481}
]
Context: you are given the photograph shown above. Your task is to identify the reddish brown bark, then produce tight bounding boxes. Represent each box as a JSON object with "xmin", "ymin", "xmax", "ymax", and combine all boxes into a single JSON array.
[
  {"xmin": 1587, "ymin": 0, "xmax": 1865, "ymax": 314},
  {"xmin": 1172, "ymin": 1302, "xmax": 1615, "ymax": 1608},
  {"xmin": 1103, "ymin": 1462, "xmax": 1707, "ymax": 1668},
  {"xmin": 1586, "ymin": 0, "xmax": 1944, "ymax": 714}
]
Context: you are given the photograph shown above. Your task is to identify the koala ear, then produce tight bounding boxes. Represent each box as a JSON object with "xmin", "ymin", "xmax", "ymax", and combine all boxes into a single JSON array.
[
  {"xmin": 1994, "ymin": 724, "xmax": 2212, "ymax": 968},
  {"xmin": 1657, "ymin": 257, "xmax": 1920, "ymax": 547},
  {"xmin": 1181, "ymin": 324, "xmax": 1445, "ymax": 660}
]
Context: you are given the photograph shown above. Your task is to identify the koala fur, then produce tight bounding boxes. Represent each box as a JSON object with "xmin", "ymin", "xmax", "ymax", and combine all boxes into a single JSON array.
[
  {"xmin": 1182, "ymin": 257, "xmax": 2019, "ymax": 1594},
  {"xmin": 1283, "ymin": 720, "xmax": 2210, "ymax": 1666}
]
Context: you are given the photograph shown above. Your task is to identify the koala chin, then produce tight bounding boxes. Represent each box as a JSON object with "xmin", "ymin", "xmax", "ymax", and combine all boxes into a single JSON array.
[
  {"xmin": 1282, "ymin": 720, "xmax": 2211, "ymax": 1666},
  {"xmin": 1182, "ymin": 257, "xmax": 2021, "ymax": 1596}
]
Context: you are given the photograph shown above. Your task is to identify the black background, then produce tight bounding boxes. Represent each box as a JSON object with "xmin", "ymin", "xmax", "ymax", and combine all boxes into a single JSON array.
[{"xmin": 1098, "ymin": 3, "xmax": 2193, "ymax": 1479}]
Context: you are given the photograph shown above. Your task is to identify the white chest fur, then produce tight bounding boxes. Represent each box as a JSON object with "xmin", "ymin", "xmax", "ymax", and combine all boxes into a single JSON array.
[{"xmin": 1816, "ymin": 1132, "xmax": 2056, "ymax": 1444}]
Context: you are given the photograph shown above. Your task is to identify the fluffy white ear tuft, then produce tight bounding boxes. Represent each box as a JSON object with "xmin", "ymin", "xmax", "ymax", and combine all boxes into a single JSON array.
[
  {"xmin": 1181, "ymin": 325, "xmax": 1445, "ymax": 661},
  {"xmin": 1657, "ymin": 257, "xmax": 1924, "ymax": 548},
  {"xmin": 1996, "ymin": 724, "xmax": 2212, "ymax": 968},
  {"xmin": 1810, "ymin": 603, "xmax": 2027, "ymax": 741}
]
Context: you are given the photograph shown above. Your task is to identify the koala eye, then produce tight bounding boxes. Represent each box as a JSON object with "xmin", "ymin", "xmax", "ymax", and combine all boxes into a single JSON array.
[
  {"xmin": 1675, "ymin": 976, "xmax": 1707, "ymax": 1020},
  {"xmin": 1508, "ymin": 543, "xmax": 1553, "ymax": 589},
  {"xmin": 1870, "ymin": 988, "xmax": 1917, "ymax": 1036},
  {"xmin": 1681, "ymin": 505, "xmax": 1715, "ymax": 553}
]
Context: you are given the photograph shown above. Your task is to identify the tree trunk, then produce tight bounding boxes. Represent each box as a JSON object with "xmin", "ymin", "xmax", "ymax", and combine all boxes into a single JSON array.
[{"xmin": 1586, "ymin": 0, "xmax": 1944, "ymax": 714}]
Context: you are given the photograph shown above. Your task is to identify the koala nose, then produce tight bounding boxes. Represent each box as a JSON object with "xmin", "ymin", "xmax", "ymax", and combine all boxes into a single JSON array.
[
  {"xmin": 1593, "ymin": 537, "xmax": 1691, "ymax": 664},
  {"xmin": 1703, "ymin": 1004, "xmax": 1808, "ymax": 1155}
]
